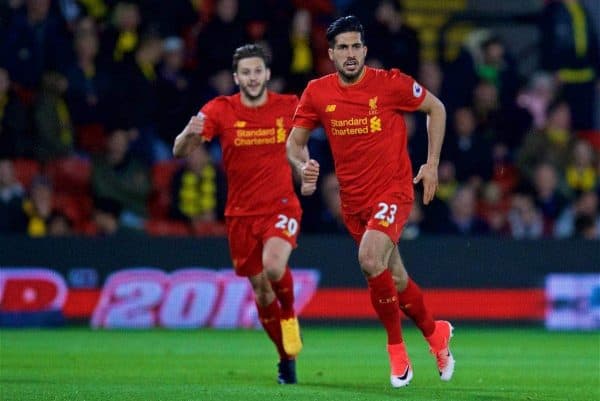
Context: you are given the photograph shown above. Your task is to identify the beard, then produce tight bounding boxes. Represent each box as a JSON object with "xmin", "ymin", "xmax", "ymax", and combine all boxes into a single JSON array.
[
  {"xmin": 336, "ymin": 59, "xmax": 364, "ymax": 83},
  {"xmin": 240, "ymin": 82, "xmax": 267, "ymax": 101}
]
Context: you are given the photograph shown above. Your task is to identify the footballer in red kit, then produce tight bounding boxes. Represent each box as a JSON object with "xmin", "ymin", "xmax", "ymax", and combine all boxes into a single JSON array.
[
  {"xmin": 288, "ymin": 16, "xmax": 455, "ymax": 388},
  {"xmin": 174, "ymin": 44, "xmax": 302, "ymax": 385},
  {"xmin": 294, "ymin": 67, "xmax": 424, "ymax": 243},
  {"xmin": 200, "ymin": 92, "xmax": 301, "ymax": 220}
]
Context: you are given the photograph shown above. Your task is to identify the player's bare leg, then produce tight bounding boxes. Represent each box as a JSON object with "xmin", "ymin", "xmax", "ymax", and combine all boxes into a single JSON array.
[
  {"xmin": 359, "ymin": 230, "xmax": 412, "ymax": 387},
  {"xmin": 389, "ymin": 247, "xmax": 455, "ymax": 381},
  {"xmin": 263, "ymin": 237, "xmax": 302, "ymax": 358},
  {"xmin": 248, "ymin": 271, "xmax": 297, "ymax": 384}
]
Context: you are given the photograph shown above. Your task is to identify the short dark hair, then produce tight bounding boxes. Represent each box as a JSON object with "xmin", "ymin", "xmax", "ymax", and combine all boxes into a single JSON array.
[
  {"xmin": 232, "ymin": 44, "xmax": 271, "ymax": 72},
  {"xmin": 326, "ymin": 15, "xmax": 365, "ymax": 48}
]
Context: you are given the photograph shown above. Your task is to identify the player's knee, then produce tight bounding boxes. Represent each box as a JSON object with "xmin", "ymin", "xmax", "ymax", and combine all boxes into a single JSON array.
[
  {"xmin": 252, "ymin": 284, "xmax": 274, "ymax": 306},
  {"xmin": 264, "ymin": 266, "xmax": 284, "ymax": 282},
  {"xmin": 262, "ymin": 253, "xmax": 286, "ymax": 279},
  {"xmin": 248, "ymin": 275, "xmax": 274, "ymax": 306},
  {"xmin": 358, "ymin": 251, "xmax": 384, "ymax": 277},
  {"xmin": 254, "ymin": 290, "xmax": 273, "ymax": 306}
]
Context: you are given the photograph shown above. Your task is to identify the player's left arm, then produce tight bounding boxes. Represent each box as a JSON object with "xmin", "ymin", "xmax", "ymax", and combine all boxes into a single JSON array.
[{"xmin": 413, "ymin": 91, "xmax": 446, "ymax": 205}]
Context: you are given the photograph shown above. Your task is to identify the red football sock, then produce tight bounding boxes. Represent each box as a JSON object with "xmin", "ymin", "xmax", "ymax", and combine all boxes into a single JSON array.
[
  {"xmin": 397, "ymin": 278, "xmax": 435, "ymax": 337},
  {"xmin": 256, "ymin": 300, "xmax": 288, "ymax": 359},
  {"xmin": 367, "ymin": 269, "xmax": 403, "ymax": 344},
  {"xmin": 270, "ymin": 266, "xmax": 295, "ymax": 320}
]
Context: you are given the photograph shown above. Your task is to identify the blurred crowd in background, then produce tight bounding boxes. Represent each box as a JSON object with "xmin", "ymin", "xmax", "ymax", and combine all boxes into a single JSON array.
[{"xmin": 0, "ymin": 0, "xmax": 599, "ymax": 239}]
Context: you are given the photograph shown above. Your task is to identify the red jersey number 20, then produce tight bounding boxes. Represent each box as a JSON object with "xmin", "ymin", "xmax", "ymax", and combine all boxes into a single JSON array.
[{"xmin": 275, "ymin": 214, "xmax": 299, "ymax": 236}]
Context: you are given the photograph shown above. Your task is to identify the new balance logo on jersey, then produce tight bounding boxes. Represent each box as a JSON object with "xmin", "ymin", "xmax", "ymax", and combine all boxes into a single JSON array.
[
  {"xmin": 234, "ymin": 120, "xmax": 247, "ymax": 128},
  {"xmin": 325, "ymin": 104, "xmax": 336, "ymax": 112}
]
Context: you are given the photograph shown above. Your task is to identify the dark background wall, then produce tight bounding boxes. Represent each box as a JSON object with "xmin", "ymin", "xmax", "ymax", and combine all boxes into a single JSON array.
[{"xmin": 1, "ymin": 235, "xmax": 597, "ymax": 288}]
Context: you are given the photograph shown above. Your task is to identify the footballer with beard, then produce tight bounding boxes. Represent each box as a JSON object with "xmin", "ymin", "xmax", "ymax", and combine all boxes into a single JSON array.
[
  {"xmin": 173, "ymin": 44, "xmax": 302, "ymax": 385},
  {"xmin": 287, "ymin": 16, "xmax": 454, "ymax": 389}
]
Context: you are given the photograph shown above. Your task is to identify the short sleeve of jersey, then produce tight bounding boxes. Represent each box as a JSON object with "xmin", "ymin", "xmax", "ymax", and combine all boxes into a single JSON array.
[
  {"xmin": 199, "ymin": 98, "xmax": 224, "ymax": 141},
  {"xmin": 293, "ymin": 81, "xmax": 320, "ymax": 130},
  {"xmin": 282, "ymin": 94, "xmax": 300, "ymax": 111},
  {"xmin": 387, "ymin": 69, "xmax": 427, "ymax": 112}
]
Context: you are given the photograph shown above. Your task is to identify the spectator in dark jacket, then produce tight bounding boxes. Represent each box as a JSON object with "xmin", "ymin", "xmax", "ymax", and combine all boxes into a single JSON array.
[
  {"xmin": 32, "ymin": 71, "xmax": 74, "ymax": 162},
  {"xmin": 196, "ymin": 0, "xmax": 246, "ymax": 76},
  {"xmin": 439, "ymin": 185, "xmax": 490, "ymax": 236},
  {"xmin": 366, "ymin": 0, "xmax": 420, "ymax": 77},
  {"xmin": 157, "ymin": 36, "xmax": 196, "ymax": 146},
  {"xmin": 64, "ymin": 17, "xmax": 111, "ymax": 126},
  {"xmin": 0, "ymin": 0, "xmax": 69, "ymax": 91},
  {"xmin": 444, "ymin": 107, "xmax": 494, "ymax": 186},
  {"xmin": 540, "ymin": 0, "xmax": 599, "ymax": 130},
  {"xmin": 0, "ymin": 68, "xmax": 29, "ymax": 158},
  {"xmin": 91, "ymin": 127, "xmax": 151, "ymax": 228},
  {"xmin": 0, "ymin": 159, "xmax": 26, "ymax": 233},
  {"xmin": 110, "ymin": 34, "xmax": 169, "ymax": 163}
]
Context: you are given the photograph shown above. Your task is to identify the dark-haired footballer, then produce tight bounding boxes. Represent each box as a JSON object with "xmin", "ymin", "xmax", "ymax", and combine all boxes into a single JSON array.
[{"xmin": 287, "ymin": 16, "xmax": 454, "ymax": 388}]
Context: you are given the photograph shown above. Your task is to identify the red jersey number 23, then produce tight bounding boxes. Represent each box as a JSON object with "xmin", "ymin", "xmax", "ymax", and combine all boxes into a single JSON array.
[{"xmin": 374, "ymin": 202, "xmax": 398, "ymax": 224}]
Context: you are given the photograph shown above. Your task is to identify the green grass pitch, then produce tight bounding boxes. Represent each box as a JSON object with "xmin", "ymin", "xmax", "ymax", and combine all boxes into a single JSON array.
[{"xmin": 1, "ymin": 326, "xmax": 598, "ymax": 401}]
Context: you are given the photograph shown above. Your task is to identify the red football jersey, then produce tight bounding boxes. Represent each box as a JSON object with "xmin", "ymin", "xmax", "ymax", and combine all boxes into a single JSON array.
[
  {"xmin": 200, "ymin": 91, "xmax": 301, "ymax": 216},
  {"xmin": 294, "ymin": 67, "xmax": 427, "ymax": 212}
]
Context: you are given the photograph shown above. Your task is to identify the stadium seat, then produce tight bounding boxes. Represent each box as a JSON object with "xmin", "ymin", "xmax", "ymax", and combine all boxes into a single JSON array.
[
  {"xmin": 78, "ymin": 219, "xmax": 98, "ymax": 236},
  {"xmin": 145, "ymin": 218, "xmax": 191, "ymax": 236},
  {"xmin": 152, "ymin": 160, "xmax": 182, "ymax": 192},
  {"xmin": 53, "ymin": 193, "xmax": 93, "ymax": 231},
  {"xmin": 76, "ymin": 124, "xmax": 107, "ymax": 155},
  {"xmin": 148, "ymin": 192, "xmax": 171, "ymax": 219},
  {"xmin": 45, "ymin": 157, "xmax": 92, "ymax": 194},
  {"xmin": 492, "ymin": 163, "xmax": 520, "ymax": 195},
  {"xmin": 578, "ymin": 130, "xmax": 600, "ymax": 151},
  {"xmin": 12, "ymin": 84, "xmax": 36, "ymax": 106},
  {"xmin": 12, "ymin": 159, "xmax": 42, "ymax": 189},
  {"xmin": 148, "ymin": 160, "xmax": 182, "ymax": 218},
  {"xmin": 192, "ymin": 221, "xmax": 227, "ymax": 237}
]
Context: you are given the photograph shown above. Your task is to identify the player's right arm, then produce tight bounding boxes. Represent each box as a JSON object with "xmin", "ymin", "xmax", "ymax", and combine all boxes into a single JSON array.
[
  {"xmin": 173, "ymin": 113, "xmax": 205, "ymax": 158},
  {"xmin": 286, "ymin": 126, "xmax": 320, "ymax": 196}
]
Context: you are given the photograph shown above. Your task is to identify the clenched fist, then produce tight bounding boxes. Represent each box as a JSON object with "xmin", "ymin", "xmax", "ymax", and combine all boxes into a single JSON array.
[
  {"xmin": 186, "ymin": 112, "xmax": 206, "ymax": 136},
  {"xmin": 301, "ymin": 159, "xmax": 320, "ymax": 196}
]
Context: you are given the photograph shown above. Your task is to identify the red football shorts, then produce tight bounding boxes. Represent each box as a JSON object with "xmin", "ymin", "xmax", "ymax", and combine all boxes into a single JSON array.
[
  {"xmin": 225, "ymin": 208, "xmax": 302, "ymax": 277},
  {"xmin": 342, "ymin": 197, "xmax": 412, "ymax": 244}
]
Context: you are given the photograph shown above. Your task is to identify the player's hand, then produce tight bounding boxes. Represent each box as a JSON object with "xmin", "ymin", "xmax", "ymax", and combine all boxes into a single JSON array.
[
  {"xmin": 300, "ymin": 159, "xmax": 320, "ymax": 196},
  {"xmin": 186, "ymin": 112, "xmax": 205, "ymax": 136},
  {"xmin": 413, "ymin": 163, "xmax": 438, "ymax": 205},
  {"xmin": 301, "ymin": 182, "xmax": 317, "ymax": 196}
]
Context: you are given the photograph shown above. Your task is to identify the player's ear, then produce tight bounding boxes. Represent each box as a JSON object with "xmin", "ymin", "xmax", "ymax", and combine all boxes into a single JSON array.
[
  {"xmin": 233, "ymin": 72, "xmax": 239, "ymax": 86},
  {"xmin": 265, "ymin": 68, "xmax": 271, "ymax": 82},
  {"xmin": 328, "ymin": 48, "xmax": 334, "ymax": 61}
]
